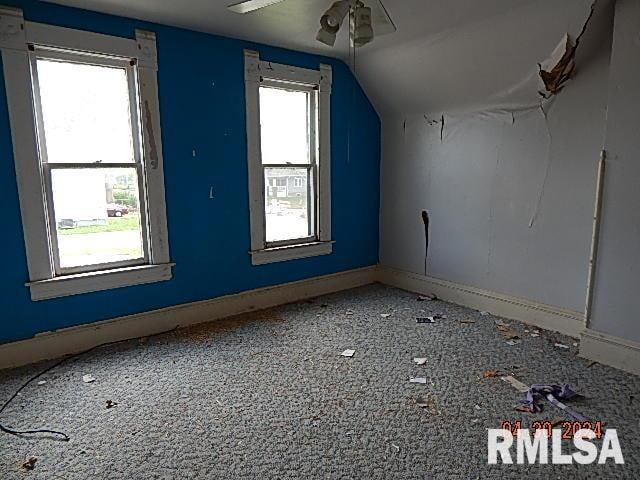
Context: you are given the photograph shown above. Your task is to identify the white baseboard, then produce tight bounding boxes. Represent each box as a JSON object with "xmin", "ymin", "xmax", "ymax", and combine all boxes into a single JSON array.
[
  {"xmin": 378, "ymin": 266, "xmax": 584, "ymax": 338},
  {"xmin": 580, "ymin": 329, "xmax": 640, "ymax": 376},
  {"xmin": 5, "ymin": 264, "xmax": 637, "ymax": 377},
  {"xmin": 0, "ymin": 265, "xmax": 378, "ymax": 370}
]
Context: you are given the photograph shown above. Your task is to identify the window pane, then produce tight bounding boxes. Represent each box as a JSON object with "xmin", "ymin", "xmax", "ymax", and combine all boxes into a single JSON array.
[
  {"xmin": 259, "ymin": 86, "xmax": 310, "ymax": 165},
  {"xmin": 51, "ymin": 168, "xmax": 145, "ymax": 269},
  {"xmin": 36, "ymin": 59, "xmax": 136, "ymax": 164},
  {"xmin": 264, "ymin": 167, "xmax": 311, "ymax": 242}
]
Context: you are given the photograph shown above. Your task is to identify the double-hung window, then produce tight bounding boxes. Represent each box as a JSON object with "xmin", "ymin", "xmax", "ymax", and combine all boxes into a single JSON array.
[
  {"xmin": 244, "ymin": 50, "xmax": 333, "ymax": 265},
  {"xmin": 0, "ymin": 9, "xmax": 172, "ymax": 300},
  {"xmin": 33, "ymin": 48, "xmax": 148, "ymax": 274}
]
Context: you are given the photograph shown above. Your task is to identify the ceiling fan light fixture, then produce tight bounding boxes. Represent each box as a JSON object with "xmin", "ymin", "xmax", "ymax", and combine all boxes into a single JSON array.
[
  {"xmin": 352, "ymin": 4, "xmax": 374, "ymax": 47},
  {"xmin": 317, "ymin": 0, "xmax": 350, "ymax": 44},
  {"xmin": 316, "ymin": 28, "xmax": 337, "ymax": 46}
]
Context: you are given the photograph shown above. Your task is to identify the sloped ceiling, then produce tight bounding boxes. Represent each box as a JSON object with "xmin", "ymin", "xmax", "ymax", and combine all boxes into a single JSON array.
[{"xmin": 47, "ymin": 0, "xmax": 598, "ymax": 115}]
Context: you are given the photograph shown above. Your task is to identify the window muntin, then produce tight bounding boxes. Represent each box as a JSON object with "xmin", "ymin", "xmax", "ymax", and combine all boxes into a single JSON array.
[
  {"xmin": 31, "ymin": 48, "xmax": 149, "ymax": 275},
  {"xmin": 259, "ymin": 82, "xmax": 317, "ymax": 245}
]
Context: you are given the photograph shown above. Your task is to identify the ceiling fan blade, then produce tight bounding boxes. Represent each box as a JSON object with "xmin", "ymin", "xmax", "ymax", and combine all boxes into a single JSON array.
[
  {"xmin": 369, "ymin": 0, "xmax": 396, "ymax": 36},
  {"xmin": 227, "ymin": 0, "xmax": 287, "ymax": 14}
]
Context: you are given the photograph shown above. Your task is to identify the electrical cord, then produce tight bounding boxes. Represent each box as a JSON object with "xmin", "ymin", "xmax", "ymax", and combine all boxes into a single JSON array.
[{"xmin": 0, "ymin": 326, "xmax": 177, "ymax": 442}]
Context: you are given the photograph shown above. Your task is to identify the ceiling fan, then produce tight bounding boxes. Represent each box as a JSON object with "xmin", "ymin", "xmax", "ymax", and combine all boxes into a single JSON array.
[{"xmin": 227, "ymin": 0, "xmax": 396, "ymax": 48}]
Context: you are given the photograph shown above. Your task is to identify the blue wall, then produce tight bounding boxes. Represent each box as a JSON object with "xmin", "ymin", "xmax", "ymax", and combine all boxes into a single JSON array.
[{"xmin": 0, "ymin": 1, "xmax": 380, "ymax": 344}]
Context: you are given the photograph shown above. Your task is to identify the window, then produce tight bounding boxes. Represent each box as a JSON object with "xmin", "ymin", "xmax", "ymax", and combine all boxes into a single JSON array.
[
  {"xmin": 33, "ymin": 50, "xmax": 148, "ymax": 274},
  {"xmin": 261, "ymin": 84, "xmax": 315, "ymax": 243},
  {"xmin": 244, "ymin": 50, "xmax": 333, "ymax": 265},
  {"xmin": 1, "ymin": 10, "xmax": 172, "ymax": 300}
]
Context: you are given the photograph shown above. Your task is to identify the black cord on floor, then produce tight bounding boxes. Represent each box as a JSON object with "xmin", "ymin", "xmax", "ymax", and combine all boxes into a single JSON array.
[{"xmin": 0, "ymin": 326, "xmax": 178, "ymax": 442}]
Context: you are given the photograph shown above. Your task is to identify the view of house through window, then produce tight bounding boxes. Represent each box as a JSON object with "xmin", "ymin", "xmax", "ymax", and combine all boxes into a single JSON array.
[
  {"xmin": 259, "ymin": 84, "xmax": 316, "ymax": 244},
  {"xmin": 34, "ymin": 54, "xmax": 146, "ymax": 272}
]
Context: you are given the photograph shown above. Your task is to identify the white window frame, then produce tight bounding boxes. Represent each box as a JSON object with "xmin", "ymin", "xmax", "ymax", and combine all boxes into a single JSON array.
[
  {"xmin": 0, "ymin": 7, "xmax": 172, "ymax": 300},
  {"xmin": 244, "ymin": 50, "xmax": 333, "ymax": 265}
]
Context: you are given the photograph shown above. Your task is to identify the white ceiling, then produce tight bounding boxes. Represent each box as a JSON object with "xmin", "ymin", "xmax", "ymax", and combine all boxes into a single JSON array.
[{"xmin": 47, "ymin": 0, "xmax": 601, "ymax": 115}]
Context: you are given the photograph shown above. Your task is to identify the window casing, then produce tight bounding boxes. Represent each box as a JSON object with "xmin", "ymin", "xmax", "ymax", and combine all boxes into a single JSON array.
[
  {"xmin": 0, "ymin": 9, "xmax": 172, "ymax": 300},
  {"xmin": 32, "ymin": 48, "xmax": 150, "ymax": 275},
  {"xmin": 244, "ymin": 50, "xmax": 333, "ymax": 265}
]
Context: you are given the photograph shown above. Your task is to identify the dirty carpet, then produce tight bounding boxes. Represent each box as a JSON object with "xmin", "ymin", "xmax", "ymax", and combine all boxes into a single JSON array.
[{"xmin": 0, "ymin": 285, "xmax": 638, "ymax": 479}]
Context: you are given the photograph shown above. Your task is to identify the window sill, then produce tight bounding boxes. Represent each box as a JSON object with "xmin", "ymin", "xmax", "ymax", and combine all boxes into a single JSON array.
[
  {"xmin": 26, "ymin": 263, "xmax": 174, "ymax": 301},
  {"xmin": 250, "ymin": 241, "xmax": 333, "ymax": 266}
]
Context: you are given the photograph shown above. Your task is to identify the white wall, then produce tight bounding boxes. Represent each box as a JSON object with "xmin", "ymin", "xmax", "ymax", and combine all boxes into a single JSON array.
[
  {"xmin": 589, "ymin": 0, "xmax": 640, "ymax": 342},
  {"xmin": 379, "ymin": 0, "xmax": 615, "ymax": 314}
]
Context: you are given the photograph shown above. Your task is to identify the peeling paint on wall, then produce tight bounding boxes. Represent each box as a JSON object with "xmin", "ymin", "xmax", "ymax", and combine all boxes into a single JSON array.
[
  {"xmin": 538, "ymin": 1, "xmax": 597, "ymax": 98},
  {"xmin": 144, "ymin": 100, "xmax": 159, "ymax": 170}
]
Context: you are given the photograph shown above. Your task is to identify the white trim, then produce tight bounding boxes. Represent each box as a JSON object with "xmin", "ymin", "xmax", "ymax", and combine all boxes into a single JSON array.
[
  {"xmin": 0, "ymin": 266, "xmax": 378, "ymax": 370},
  {"xmin": 244, "ymin": 50, "xmax": 264, "ymax": 253},
  {"xmin": 27, "ymin": 263, "xmax": 174, "ymax": 301},
  {"xmin": 580, "ymin": 329, "xmax": 640, "ymax": 376},
  {"xmin": 25, "ymin": 21, "xmax": 138, "ymax": 60},
  {"xmin": 1, "ymin": 19, "xmax": 53, "ymax": 282},
  {"xmin": 244, "ymin": 49, "xmax": 332, "ymax": 265},
  {"xmin": 257, "ymin": 58, "xmax": 322, "ymax": 85},
  {"xmin": 0, "ymin": 6, "xmax": 25, "ymax": 51},
  {"xmin": 251, "ymin": 241, "xmax": 333, "ymax": 265},
  {"xmin": 136, "ymin": 29, "xmax": 171, "ymax": 265},
  {"xmin": 0, "ymin": 13, "xmax": 171, "ymax": 299},
  {"xmin": 318, "ymin": 63, "xmax": 332, "ymax": 242},
  {"xmin": 378, "ymin": 266, "xmax": 584, "ymax": 338}
]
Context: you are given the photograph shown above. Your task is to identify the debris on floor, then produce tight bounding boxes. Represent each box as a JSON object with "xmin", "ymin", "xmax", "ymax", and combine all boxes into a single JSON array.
[
  {"xmin": 517, "ymin": 384, "xmax": 586, "ymax": 421},
  {"xmin": 417, "ymin": 314, "xmax": 446, "ymax": 324},
  {"xmin": 105, "ymin": 400, "xmax": 118, "ymax": 409},
  {"xmin": 530, "ymin": 333, "xmax": 540, "ymax": 338},
  {"xmin": 458, "ymin": 319, "xmax": 476, "ymax": 324},
  {"xmin": 554, "ymin": 342, "xmax": 570, "ymax": 349},
  {"xmin": 177, "ymin": 309, "xmax": 283, "ymax": 342},
  {"xmin": 415, "ymin": 395, "xmax": 431, "ymax": 406},
  {"xmin": 37, "ymin": 380, "xmax": 46, "ymax": 386},
  {"xmin": 501, "ymin": 375, "xmax": 530, "ymax": 393},
  {"xmin": 21, "ymin": 457, "xmax": 37, "ymax": 471},
  {"xmin": 82, "ymin": 374, "xmax": 96, "ymax": 384},
  {"xmin": 413, "ymin": 358, "xmax": 427, "ymax": 365},
  {"xmin": 479, "ymin": 311, "xmax": 490, "ymax": 316},
  {"xmin": 415, "ymin": 394, "xmax": 439, "ymax": 414},
  {"xmin": 340, "ymin": 349, "xmax": 355, "ymax": 357},
  {"xmin": 391, "ymin": 443, "xmax": 400, "ymax": 452},
  {"xmin": 380, "ymin": 313, "xmax": 392, "ymax": 318},
  {"xmin": 505, "ymin": 339, "xmax": 521, "ymax": 346},
  {"xmin": 345, "ymin": 310, "xmax": 354, "ymax": 316},
  {"xmin": 416, "ymin": 317, "xmax": 435, "ymax": 324},
  {"xmin": 482, "ymin": 369, "xmax": 501, "ymax": 378},
  {"xmin": 495, "ymin": 322, "xmax": 519, "ymax": 339},
  {"xmin": 417, "ymin": 294, "xmax": 437, "ymax": 301},
  {"xmin": 409, "ymin": 377, "xmax": 427, "ymax": 384}
]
